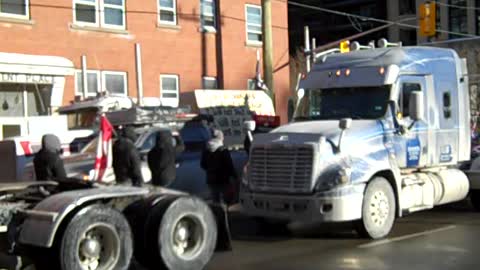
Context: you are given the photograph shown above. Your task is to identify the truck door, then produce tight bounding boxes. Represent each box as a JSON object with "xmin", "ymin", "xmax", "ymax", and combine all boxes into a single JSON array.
[{"xmin": 393, "ymin": 75, "xmax": 433, "ymax": 168}]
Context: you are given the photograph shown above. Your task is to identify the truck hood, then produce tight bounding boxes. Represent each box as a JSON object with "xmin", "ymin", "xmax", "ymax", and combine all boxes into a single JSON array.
[{"xmin": 267, "ymin": 120, "xmax": 384, "ymax": 145}]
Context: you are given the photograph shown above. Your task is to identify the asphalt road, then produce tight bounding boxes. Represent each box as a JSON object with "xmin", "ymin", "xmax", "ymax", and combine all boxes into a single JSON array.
[
  {"xmin": 206, "ymin": 200, "xmax": 480, "ymax": 270},
  {"xmin": 3, "ymin": 200, "xmax": 479, "ymax": 270}
]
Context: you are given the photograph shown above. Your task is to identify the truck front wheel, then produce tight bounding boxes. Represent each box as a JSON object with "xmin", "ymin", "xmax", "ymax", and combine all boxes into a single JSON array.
[
  {"xmin": 355, "ymin": 177, "xmax": 396, "ymax": 239},
  {"xmin": 60, "ymin": 205, "xmax": 133, "ymax": 270}
]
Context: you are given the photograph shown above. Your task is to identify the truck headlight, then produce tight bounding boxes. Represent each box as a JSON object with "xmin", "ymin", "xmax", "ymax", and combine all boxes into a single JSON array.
[{"xmin": 315, "ymin": 167, "xmax": 352, "ymax": 191}]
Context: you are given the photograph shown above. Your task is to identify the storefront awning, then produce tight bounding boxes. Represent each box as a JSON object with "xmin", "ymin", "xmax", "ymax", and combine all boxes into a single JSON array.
[{"xmin": 0, "ymin": 52, "xmax": 74, "ymax": 76}]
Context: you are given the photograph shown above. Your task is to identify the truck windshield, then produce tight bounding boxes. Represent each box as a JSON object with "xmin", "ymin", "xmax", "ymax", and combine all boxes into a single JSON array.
[{"xmin": 294, "ymin": 86, "xmax": 391, "ymax": 121}]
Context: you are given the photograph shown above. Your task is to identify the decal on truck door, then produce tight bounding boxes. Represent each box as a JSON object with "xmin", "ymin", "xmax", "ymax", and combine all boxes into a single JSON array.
[
  {"xmin": 440, "ymin": 145, "xmax": 453, "ymax": 163},
  {"xmin": 406, "ymin": 138, "xmax": 421, "ymax": 167}
]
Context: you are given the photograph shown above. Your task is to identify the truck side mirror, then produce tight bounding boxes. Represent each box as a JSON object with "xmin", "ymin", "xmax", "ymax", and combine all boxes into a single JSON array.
[
  {"xmin": 337, "ymin": 118, "xmax": 352, "ymax": 153},
  {"xmin": 409, "ymin": 91, "xmax": 424, "ymax": 121},
  {"xmin": 339, "ymin": 118, "xmax": 352, "ymax": 130},
  {"xmin": 243, "ymin": 120, "xmax": 256, "ymax": 132}
]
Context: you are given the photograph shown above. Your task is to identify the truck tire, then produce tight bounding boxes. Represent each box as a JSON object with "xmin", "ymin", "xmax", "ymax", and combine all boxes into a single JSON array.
[
  {"xmin": 143, "ymin": 196, "xmax": 218, "ymax": 270},
  {"xmin": 470, "ymin": 190, "xmax": 480, "ymax": 211},
  {"xmin": 59, "ymin": 205, "xmax": 133, "ymax": 270},
  {"xmin": 355, "ymin": 177, "xmax": 396, "ymax": 239}
]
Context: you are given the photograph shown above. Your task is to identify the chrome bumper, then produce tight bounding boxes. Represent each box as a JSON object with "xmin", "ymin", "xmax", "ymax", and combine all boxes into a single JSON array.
[{"xmin": 240, "ymin": 184, "xmax": 366, "ymax": 222}]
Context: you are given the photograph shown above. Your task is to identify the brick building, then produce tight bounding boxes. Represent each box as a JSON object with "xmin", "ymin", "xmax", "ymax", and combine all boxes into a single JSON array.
[{"xmin": 0, "ymin": 0, "xmax": 290, "ymax": 138}]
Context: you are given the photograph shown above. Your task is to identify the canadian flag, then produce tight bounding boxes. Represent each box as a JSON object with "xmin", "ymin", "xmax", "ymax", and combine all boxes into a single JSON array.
[{"xmin": 93, "ymin": 114, "xmax": 114, "ymax": 182}]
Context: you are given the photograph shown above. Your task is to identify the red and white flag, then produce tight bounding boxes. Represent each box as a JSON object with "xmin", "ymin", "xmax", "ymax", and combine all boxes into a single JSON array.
[{"xmin": 93, "ymin": 114, "xmax": 114, "ymax": 182}]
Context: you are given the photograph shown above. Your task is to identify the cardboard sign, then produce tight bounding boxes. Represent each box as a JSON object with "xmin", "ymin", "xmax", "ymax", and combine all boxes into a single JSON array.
[
  {"xmin": 194, "ymin": 90, "xmax": 275, "ymax": 116},
  {"xmin": 194, "ymin": 90, "xmax": 275, "ymax": 146}
]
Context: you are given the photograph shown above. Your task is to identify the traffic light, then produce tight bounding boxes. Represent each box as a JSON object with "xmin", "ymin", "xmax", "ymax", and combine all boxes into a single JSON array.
[
  {"xmin": 419, "ymin": 2, "xmax": 436, "ymax": 37},
  {"xmin": 340, "ymin": 40, "xmax": 350, "ymax": 53}
]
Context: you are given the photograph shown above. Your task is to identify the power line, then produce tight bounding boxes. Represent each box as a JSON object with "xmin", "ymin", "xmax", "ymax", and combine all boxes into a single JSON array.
[
  {"xmin": 282, "ymin": 0, "xmax": 478, "ymax": 38},
  {"xmin": 433, "ymin": 1, "xmax": 480, "ymax": 11},
  {"xmin": 0, "ymin": 3, "xmax": 290, "ymax": 30}
]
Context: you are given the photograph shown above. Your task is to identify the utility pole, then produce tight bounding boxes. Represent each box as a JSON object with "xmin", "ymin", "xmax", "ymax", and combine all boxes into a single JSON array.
[{"xmin": 262, "ymin": 0, "xmax": 274, "ymax": 99}]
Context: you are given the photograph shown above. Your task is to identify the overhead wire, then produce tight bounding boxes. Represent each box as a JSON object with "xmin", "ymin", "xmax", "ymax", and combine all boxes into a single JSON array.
[
  {"xmin": 282, "ymin": 0, "xmax": 479, "ymax": 38},
  {"xmin": 432, "ymin": 0, "xmax": 480, "ymax": 11}
]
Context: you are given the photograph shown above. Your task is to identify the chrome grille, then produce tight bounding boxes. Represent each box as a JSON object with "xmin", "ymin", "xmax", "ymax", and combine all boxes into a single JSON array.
[{"xmin": 249, "ymin": 145, "xmax": 314, "ymax": 192}]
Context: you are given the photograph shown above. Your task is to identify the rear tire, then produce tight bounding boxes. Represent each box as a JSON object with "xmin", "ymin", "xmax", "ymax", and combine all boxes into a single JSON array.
[
  {"xmin": 143, "ymin": 197, "xmax": 217, "ymax": 270},
  {"xmin": 355, "ymin": 177, "xmax": 396, "ymax": 239},
  {"xmin": 59, "ymin": 205, "xmax": 133, "ymax": 270}
]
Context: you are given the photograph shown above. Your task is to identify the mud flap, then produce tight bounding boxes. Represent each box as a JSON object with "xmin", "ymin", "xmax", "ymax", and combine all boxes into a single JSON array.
[{"xmin": 209, "ymin": 203, "xmax": 232, "ymax": 251}]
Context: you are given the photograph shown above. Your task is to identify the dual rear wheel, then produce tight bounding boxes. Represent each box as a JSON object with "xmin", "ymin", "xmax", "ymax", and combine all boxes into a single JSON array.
[{"xmin": 39, "ymin": 196, "xmax": 217, "ymax": 270}]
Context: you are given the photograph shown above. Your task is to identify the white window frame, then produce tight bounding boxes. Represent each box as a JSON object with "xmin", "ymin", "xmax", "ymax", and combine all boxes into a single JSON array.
[
  {"xmin": 102, "ymin": 71, "xmax": 128, "ymax": 96},
  {"xmin": 201, "ymin": 0, "xmax": 216, "ymax": 32},
  {"xmin": 245, "ymin": 4, "xmax": 262, "ymax": 44},
  {"xmin": 101, "ymin": 0, "xmax": 125, "ymax": 29},
  {"xmin": 74, "ymin": 69, "xmax": 101, "ymax": 97},
  {"xmin": 160, "ymin": 74, "xmax": 180, "ymax": 107},
  {"xmin": 158, "ymin": 0, "xmax": 177, "ymax": 25},
  {"xmin": 0, "ymin": 0, "xmax": 29, "ymax": 19},
  {"xmin": 73, "ymin": 0, "xmax": 126, "ymax": 30},
  {"xmin": 73, "ymin": 0, "xmax": 100, "ymax": 27}
]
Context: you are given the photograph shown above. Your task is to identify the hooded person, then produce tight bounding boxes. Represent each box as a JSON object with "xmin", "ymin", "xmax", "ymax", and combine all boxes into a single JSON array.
[
  {"xmin": 200, "ymin": 130, "xmax": 237, "ymax": 204},
  {"xmin": 112, "ymin": 126, "xmax": 143, "ymax": 187},
  {"xmin": 33, "ymin": 134, "xmax": 67, "ymax": 182},
  {"xmin": 147, "ymin": 131, "xmax": 183, "ymax": 187}
]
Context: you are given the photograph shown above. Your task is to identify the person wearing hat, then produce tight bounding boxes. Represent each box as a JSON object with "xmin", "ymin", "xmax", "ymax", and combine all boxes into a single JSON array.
[
  {"xmin": 201, "ymin": 130, "xmax": 237, "ymax": 204},
  {"xmin": 112, "ymin": 126, "xmax": 143, "ymax": 186},
  {"xmin": 33, "ymin": 134, "xmax": 67, "ymax": 182}
]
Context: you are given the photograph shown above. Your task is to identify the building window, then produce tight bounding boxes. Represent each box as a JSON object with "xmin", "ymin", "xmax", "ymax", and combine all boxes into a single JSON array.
[
  {"xmin": 158, "ymin": 0, "xmax": 176, "ymax": 25},
  {"xmin": 0, "ymin": 0, "xmax": 29, "ymax": 19},
  {"xmin": 246, "ymin": 4, "xmax": 262, "ymax": 44},
  {"xmin": 201, "ymin": 0, "xmax": 216, "ymax": 31},
  {"xmin": 0, "ymin": 83, "xmax": 51, "ymax": 117},
  {"xmin": 103, "ymin": 71, "xmax": 127, "ymax": 96},
  {"xmin": 449, "ymin": 0, "xmax": 467, "ymax": 39},
  {"xmin": 399, "ymin": 0, "xmax": 415, "ymax": 15},
  {"xmin": 160, "ymin": 75, "xmax": 179, "ymax": 107},
  {"xmin": 73, "ymin": 0, "xmax": 125, "ymax": 29},
  {"xmin": 75, "ymin": 70, "xmax": 101, "ymax": 97},
  {"xmin": 202, "ymin": 77, "xmax": 217, "ymax": 89}
]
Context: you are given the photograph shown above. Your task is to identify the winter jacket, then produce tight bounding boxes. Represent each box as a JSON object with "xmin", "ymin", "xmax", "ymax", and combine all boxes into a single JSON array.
[
  {"xmin": 33, "ymin": 134, "xmax": 67, "ymax": 182},
  {"xmin": 148, "ymin": 131, "xmax": 184, "ymax": 187},
  {"xmin": 201, "ymin": 137, "xmax": 237, "ymax": 187},
  {"xmin": 112, "ymin": 127, "xmax": 143, "ymax": 187}
]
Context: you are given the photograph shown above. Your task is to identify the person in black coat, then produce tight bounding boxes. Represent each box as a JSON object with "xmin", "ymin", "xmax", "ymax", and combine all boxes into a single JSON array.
[
  {"xmin": 33, "ymin": 134, "xmax": 67, "ymax": 182},
  {"xmin": 201, "ymin": 130, "xmax": 237, "ymax": 204},
  {"xmin": 112, "ymin": 126, "xmax": 143, "ymax": 187},
  {"xmin": 148, "ymin": 131, "xmax": 184, "ymax": 187}
]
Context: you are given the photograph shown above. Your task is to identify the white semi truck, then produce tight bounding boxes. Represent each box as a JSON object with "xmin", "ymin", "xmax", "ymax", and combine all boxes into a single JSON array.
[{"xmin": 240, "ymin": 43, "xmax": 476, "ymax": 239}]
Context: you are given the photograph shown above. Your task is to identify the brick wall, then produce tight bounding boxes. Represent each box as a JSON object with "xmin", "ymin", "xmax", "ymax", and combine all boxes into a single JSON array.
[{"xmin": 0, "ymin": 0, "xmax": 290, "ymax": 121}]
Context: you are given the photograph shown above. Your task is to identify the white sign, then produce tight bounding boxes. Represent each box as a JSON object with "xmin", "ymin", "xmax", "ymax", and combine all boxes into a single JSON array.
[
  {"xmin": 0, "ymin": 73, "xmax": 54, "ymax": 84},
  {"xmin": 194, "ymin": 90, "xmax": 275, "ymax": 116}
]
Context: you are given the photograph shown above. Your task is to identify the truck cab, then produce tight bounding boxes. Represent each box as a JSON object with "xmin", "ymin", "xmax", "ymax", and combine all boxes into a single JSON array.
[{"xmin": 240, "ymin": 45, "xmax": 471, "ymax": 239}]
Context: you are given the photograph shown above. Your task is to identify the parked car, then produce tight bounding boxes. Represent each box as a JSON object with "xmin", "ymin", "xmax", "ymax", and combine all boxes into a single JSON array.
[{"xmin": 22, "ymin": 122, "xmax": 248, "ymax": 203}]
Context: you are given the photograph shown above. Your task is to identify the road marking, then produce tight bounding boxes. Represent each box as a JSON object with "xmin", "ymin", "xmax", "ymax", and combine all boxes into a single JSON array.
[{"xmin": 358, "ymin": 225, "xmax": 457, "ymax": 249}]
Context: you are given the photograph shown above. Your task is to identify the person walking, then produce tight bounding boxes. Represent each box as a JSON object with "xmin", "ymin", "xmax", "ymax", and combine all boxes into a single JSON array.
[
  {"xmin": 148, "ymin": 131, "xmax": 184, "ymax": 187},
  {"xmin": 201, "ymin": 130, "xmax": 237, "ymax": 204},
  {"xmin": 112, "ymin": 126, "xmax": 143, "ymax": 187},
  {"xmin": 33, "ymin": 134, "xmax": 67, "ymax": 182}
]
